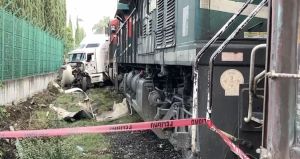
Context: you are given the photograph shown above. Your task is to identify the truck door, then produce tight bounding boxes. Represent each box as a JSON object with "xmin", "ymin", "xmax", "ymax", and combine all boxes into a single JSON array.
[{"xmin": 86, "ymin": 53, "xmax": 97, "ymax": 74}]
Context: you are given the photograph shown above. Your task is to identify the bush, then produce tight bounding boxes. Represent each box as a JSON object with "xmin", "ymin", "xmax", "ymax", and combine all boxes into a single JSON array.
[
  {"xmin": 0, "ymin": 106, "xmax": 10, "ymax": 120},
  {"xmin": 20, "ymin": 138, "xmax": 81, "ymax": 159}
]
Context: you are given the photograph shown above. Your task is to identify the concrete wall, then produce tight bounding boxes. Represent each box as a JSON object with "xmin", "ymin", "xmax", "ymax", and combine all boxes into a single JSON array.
[{"xmin": 0, "ymin": 73, "xmax": 57, "ymax": 105}]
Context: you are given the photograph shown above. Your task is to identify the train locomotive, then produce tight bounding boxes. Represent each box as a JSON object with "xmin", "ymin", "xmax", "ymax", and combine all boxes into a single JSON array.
[{"xmin": 107, "ymin": 0, "xmax": 300, "ymax": 158}]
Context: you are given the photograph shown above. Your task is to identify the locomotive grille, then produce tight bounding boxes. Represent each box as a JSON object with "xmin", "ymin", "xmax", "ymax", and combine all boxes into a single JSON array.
[
  {"xmin": 165, "ymin": 0, "xmax": 176, "ymax": 47},
  {"xmin": 143, "ymin": 23, "xmax": 147, "ymax": 37},
  {"xmin": 156, "ymin": 0, "xmax": 164, "ymax": 48},
  {"xmin": 155, "ymin": 0, "xmax": 176, "ymax": 49},
  {"xmin": 149, "ymin": 19, "xmax": 153, "ymax": 34}
]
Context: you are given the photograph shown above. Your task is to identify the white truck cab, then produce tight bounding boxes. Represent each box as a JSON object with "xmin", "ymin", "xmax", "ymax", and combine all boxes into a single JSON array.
[{"xmin": 62, "ymin": 36, "xmax": 110, "ymax": 90}]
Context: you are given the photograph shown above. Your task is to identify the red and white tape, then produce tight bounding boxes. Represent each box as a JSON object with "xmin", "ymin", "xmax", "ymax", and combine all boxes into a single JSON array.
[
  {"xmin": 0, "ymin": 118, "xmax": 249, "ymax": 159},
  {"xmin": 206, "ymin": 120, "xmax": 250, "ymax": 159}
]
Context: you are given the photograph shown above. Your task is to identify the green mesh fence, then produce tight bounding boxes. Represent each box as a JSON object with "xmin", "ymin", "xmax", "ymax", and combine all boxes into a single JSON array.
[{"xmin": 0, "ymin": 8, "xmax": 64, "ymax": 81}]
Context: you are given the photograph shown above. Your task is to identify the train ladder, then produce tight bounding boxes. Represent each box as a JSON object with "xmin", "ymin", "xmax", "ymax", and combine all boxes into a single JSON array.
[{"xmin": 191, "ymin": 0, "xmax": 269, "ymax": 156}]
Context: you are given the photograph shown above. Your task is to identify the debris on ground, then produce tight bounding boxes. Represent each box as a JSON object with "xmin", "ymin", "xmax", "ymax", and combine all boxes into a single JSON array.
[
  {"xmin": 47, "ymin": 81, "xmax": 64, "ymax": 94},
  {"xmin": 50, "ymin": 104, "xmax": 93, "ymax": 122},
  {"xmin": 96, "ymin": 98, "xmax": 129, "ymax": 122},
  {"xmin": 0, "ymin": 89, "xmax": 58, "ymax": 158},
  {"xmin": 0, "ymin": 84, "xmax": 182, "ymax": 159}
]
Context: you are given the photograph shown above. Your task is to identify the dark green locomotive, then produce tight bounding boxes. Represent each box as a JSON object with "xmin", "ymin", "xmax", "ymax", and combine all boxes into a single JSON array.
[{"xmin": 108, "ymin": 0, "xmax": 268, "ymax": 158}]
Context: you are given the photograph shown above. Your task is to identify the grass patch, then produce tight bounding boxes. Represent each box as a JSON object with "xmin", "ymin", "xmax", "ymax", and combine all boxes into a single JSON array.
[
  {"xmin": 87, "ymin": 88, "xmax": 123, "ymax": 113},
  {"xmin": 0, "ymin": 106, "xmax": 10, "ymax": 121},
  {"xmin": 17, "ymin": 87, "xmax": 138, "ymax": 159},
  {"xmin": 64, "ymin": 134, "xmax": 111, "ymax": 159},
  {"xmin": 28, "ymin": 110, "xmax": 58, "ymax": 129},
  {"xmin": 53, "ymin": 93, "xmax": 84, "ymax": 112},
  {"xmin": 20, "ymin": 138, "xmax": 81, "ymax": 159}
]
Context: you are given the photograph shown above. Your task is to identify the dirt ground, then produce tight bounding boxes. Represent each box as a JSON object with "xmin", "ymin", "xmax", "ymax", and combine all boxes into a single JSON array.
[
  {"xmin": 0, "ymin": 86, "xmax": 182, "ymax": 159},
  {"xmin": 108, "ymin": 131, "xmax": 182, "ymax": 159}
]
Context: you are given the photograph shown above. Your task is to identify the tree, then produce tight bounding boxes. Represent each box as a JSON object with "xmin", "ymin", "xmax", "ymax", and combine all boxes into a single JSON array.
[
  {"xmin": 68, "ymin": 16, "xmax": 74, "ymax": 48},
  {"xmin": 64, "ymin": 26, "xmax": 74, "ymax": 56},
  {"xmin": 0, "ymin": 0, "xmax": 66, "ymax": 39},
  {"xmin": 92, "ymin": 16, "xmax": 110, "ymax": 34},
  {"xmin": 68, "ymin": 15, "xmax": 73, "ymax": 32},
  {"xmin": 75, "ymin": 17, "xmax": 86, "ymax": 46}
]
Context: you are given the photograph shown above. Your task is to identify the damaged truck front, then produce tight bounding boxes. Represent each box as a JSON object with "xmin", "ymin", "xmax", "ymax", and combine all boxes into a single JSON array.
[{"xmin": 60, "ymin": 40, "xmax": 110, "ymax": 91}]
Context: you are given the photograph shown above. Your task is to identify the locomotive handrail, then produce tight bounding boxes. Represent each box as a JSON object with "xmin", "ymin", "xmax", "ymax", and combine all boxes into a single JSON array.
[
  {"xmin": 193, "ymin": 0, "xmax": 254, "ymax": 66},
  {"xmin": 192, "ymin": 0, "xmax": 255, "ymax": 120},
  {"xmin": 253, "ymin": 70, "xmax": 265, "ymax": 98},
  {"xmin": 111, "ymin": 7, "xmax": 136, "ymax": 44},
  {"xmin": 206, "ymin": 0, "xmax": 268, "ymax": 118},
  {"xmin": 244, "ymin": 44, "xmax": 266, "ymax": 123},
  {"xmin": 191, "ymin": 0, "xmax": 258, "ymax": 153}
]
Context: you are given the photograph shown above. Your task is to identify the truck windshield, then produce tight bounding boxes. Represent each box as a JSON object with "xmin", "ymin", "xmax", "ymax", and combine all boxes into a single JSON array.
[{"xmin": 69, "ymin": 53, "xmax": 86, "ymax": 62}]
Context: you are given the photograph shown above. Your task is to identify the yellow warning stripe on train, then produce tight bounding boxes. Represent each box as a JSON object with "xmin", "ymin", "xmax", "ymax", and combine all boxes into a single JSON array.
[{"xmin": 244, "ymin": 32, "xmax": 267, "ymax": 39}]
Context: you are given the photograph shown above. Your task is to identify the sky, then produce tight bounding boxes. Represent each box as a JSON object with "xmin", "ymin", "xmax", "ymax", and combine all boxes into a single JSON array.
[{"xmin": 66, "ymin": 0, "xmax": 118, "ymax": 36}]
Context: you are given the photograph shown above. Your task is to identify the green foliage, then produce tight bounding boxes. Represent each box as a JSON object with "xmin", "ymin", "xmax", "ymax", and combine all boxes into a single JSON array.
[
  {"xmin": 0, "ymin": 0, "xmax": 66, "ymax": 39},
  {"xmin": 20, "ymin": 138, "xmax": 81, "ymax": 159},
  {"xmin": 64, "ymin": 134, "xmax": 111, "ymax": 159},
  {"xmin": 19, "ymin": 134, "xmax": 112, "ymax": 159},
  {"xmin": 68, "ymin": 16, "xmax": 73, "ymax": 30},
  {"xmin": 64, "ymin": 26, "xmax": 74, "ymax": 56},
  {"xmin": 44, "ymin": 0, "xmax": 66, "ymax": 39},
  {"xmin": 29, "ymin": 110, "xmax": 58, "ymax": 129},
  {"xmin": 93, "ymin": 16, "xmax": 110, "ymax": 34},
  {"xmin": 0, "ymin": 106, "xmax": 9, "ymax": 120},
  {"xmin": 0, "ymin": 0, "xmax": 65, "ymax": 79},
  {"xmin": 75, "ymin": 18, "xmax": 86, "ymax": 47}
]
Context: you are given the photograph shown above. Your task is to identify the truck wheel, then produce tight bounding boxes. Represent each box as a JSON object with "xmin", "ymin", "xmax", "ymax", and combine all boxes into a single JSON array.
[{"xmin": 81, "ymin": 77, "xmax": 88, "ymax": 91}]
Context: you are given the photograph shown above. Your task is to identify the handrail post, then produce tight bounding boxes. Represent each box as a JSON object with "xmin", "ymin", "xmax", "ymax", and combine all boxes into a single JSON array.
[{"xmin": 264, "ymin": 0, "xmax": 300, "ymax": 158}]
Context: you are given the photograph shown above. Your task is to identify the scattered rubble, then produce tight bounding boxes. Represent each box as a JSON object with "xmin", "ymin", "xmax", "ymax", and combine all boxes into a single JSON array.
[
  {"xmin": 96, "ymin": 98, "xmax": 129, "ymax": 122},
  {"xmin": 47, "ymin": 81, "xmax": 64, "ymax": 94},
  {"xmin": 50, "ymin": 104, "xmax": 93, "ymax": 122},
  {"xmin": 0, "ymin": 81, "xmax": 182, "ymax": 159}
]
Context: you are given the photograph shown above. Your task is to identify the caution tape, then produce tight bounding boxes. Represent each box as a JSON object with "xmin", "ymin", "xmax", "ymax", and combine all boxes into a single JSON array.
[
  {"xmin": 0, "ymin": 118, "xmax": 206, "ymax": 138},
  {"xmin": 0, "ymin": 118, "xmax": 249, "ymax": 159},
  {"xmin": 206, "ymin": 120, "xmax": 250, "ymax": 159}
]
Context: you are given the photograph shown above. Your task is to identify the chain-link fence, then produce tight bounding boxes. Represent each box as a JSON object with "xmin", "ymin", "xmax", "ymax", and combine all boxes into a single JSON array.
[{"xmin": 0, "ymin": 8, "xmax": 64, "ymax": 81}]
